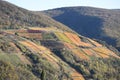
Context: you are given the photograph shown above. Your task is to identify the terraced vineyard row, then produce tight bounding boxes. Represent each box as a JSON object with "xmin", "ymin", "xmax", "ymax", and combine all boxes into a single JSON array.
[
  {"xmin": 71, "ymin": 69, "xmax": 85, "ymax": 80},
  {"xmin": 92, "ymin": 47, "xmax": 119, "ymax": 58},
  {"xmin": 18, "ymin": 33, "xmax": 42, "ymax": 39},
  {"xmin": 72, "ymin": 48, "xmax": 89, "ymax": 60},
  {"xmin": 64, "ymin": 42, "xmax": 76, "ymax": 49},
  {"xmin": 88, "ymin": 39, "xmax": 102, "ymax": 47},
  {"xmin": 4, "ymin": 28, "xmax": 120, "ymax": 60},
  {"xmin": 19, "ymin": 40, "xmax": 60, "ymax": 68},
  {"xmin": 19, "ymin": 40, "xmax": 85, "ymax": 80},
  {"xmin": 64, "ymin": 32, "xmax": 93, "ymax": 47},
  {"xmin": 4, "ymin": 29, "xmax": 28, "ymax": 34},
  {"xmin": 55, "ymin": 32, "xmax": 72, "ymax": 43},
  {"xmin": 9, "ymin": 42, "xmax": 31, "ymax": 64}
]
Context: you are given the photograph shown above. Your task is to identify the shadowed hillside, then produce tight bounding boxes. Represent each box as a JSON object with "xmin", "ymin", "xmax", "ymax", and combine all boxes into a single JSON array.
[{"xmin": 44, "ymin": 7, "xmax": 120, "ymax": 50}]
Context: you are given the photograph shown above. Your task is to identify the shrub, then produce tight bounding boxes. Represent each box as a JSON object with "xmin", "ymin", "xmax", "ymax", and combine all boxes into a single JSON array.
[{"xmin": 0, "ymin": 60, "xmax": 18, "ymax": 80}]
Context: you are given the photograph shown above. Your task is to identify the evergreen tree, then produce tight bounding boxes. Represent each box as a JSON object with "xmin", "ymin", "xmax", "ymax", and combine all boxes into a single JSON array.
[{"xmin": 41, "ymin": 69, "xmax": 46, "ymax": 80}]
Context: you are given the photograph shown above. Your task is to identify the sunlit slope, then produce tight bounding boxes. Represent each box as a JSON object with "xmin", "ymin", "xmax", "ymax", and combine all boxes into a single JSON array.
[
  {"xmin": 4, "ymin": 27, "xmax": 119, "ymax": 60},
  {"xmin": 1, "ymin": 28, "xmax": 86, "ymax": 80},
  {"xmin": 0, "ymin": 1, "xmax": 120, "ymax": 80},
  {"xmin": 1, "ymin": 27, "xmax": 120, "ymax": 80}
]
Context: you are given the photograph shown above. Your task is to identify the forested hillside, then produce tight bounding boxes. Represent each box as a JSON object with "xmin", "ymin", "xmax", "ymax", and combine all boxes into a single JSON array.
[{"xmin": 0, "ymin": 1, "xmax": 71, "ymax": 31}]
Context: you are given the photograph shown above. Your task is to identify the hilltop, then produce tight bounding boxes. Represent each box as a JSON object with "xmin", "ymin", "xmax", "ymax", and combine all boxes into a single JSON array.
[{"xmin": 0, "ymin": 0, "xmax": 71, "ymax": 31}]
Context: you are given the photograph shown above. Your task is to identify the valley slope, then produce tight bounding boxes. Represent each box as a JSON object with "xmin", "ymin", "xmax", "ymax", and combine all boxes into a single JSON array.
[{"xmin": 44, "ymin": 7, "xmax": 120, "ymax": 51}]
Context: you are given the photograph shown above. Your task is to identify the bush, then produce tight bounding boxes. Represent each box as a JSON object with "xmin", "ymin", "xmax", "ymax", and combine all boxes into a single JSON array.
[
  {"xmin": 16, "ymin": 67, "xmax": 39, "ymax": 80},
  {"xmin": 0, "ymin": 60, "xmax": 18, "ymax": 80}
]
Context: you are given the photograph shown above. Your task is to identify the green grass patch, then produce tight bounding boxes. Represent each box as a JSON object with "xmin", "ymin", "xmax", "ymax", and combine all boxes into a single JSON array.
[
  {"xmin": 55, "ymin": 32, "xmax": 72, "ymax": 43},
  {"xmin": 0, "ymin": 53, "xmax": 22, "ymax": 65}
]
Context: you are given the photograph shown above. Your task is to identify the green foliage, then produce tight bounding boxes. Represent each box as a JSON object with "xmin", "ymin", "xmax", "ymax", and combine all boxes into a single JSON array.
[
  {"xmin": 42, "ymin": 32, "xmax": 57, "ymax": 40},
  {"xmin": 0, "ymin": 60, "xmax": 18, "ymax": 80},
  {"xmin": 26, "ymin": 53, "xmax": 40, "ymax": 63},
  {"xmin": 15, "ymin": 32, "xmax": 19, "ymax": 36},
  {"xmin": 15, "ymin": 42, "xmax": 69, "ymax": 80},
  {"xmin": 0, "ymin": 53, "xmax": 22, "ymax": 65},
  {"xmin": 0, "ymin": 2, "xmax": 120, "ymax": 80},
  {"xmin": 55, "ymin": 32, "xmax": 72, "ymax": 43},
  {"xmin": 0, "ymin": 60, "xmax": 39, "ymax": 80},
  {"xmin": 52, "ymin": 48, "xmax": 120, "ymax": 80},
  {"xmin": 24, "ymin": 52, "xmax": 58, "ymax": 80},
  {"xmin": 78, "ymin": 58, "xmax": 120, "ymax": 80},
  {"xmin": 15, "ymin": 42, "xmax": 30, "ymax": 54},
  {"xmin": 0, "ymin": 41, "xmax": 15, "ymax": 53},
  {"xmin": 16, "ymin": 67, "xmax": 39, "ymax": 80},
  {"xmin": 41, "ymin": 69, "xmax": 46, "ymax": 80},
  {"xmin": 0, "ymin": 0, "xmax": 73, "ymax": 32}
]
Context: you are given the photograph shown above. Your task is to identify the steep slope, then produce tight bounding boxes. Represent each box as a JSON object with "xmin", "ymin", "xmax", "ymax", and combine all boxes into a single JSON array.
[
  {"xmin": 1, "ymin": 27, "xmax": 120, "ymax": 80},
  {"xmin": 0, "ymin": 1, "xmax": 120, "ymax": 80},
  {"xmin": 0, "ymin": 0, "xmax": 72, "ymax": 31},
  {"xmin": 44, "ymin": 7, "xmax": 120, "ymax": 50}
]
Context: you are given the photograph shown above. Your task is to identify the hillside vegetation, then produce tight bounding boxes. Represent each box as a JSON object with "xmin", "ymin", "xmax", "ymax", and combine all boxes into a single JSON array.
[
  {"xmin": 0, "ymin": 1, "xmax": 120, "ymax": 80},
  {"xmin": 1, "ymin": 27, "xmax": 120, "ymax": 80},
  {"xmin": 44, "ymin": 6, "xmax": 120, "ymax": 51},
  {"xmin": 0, "ymin": 0, "xmax": 72, "ymax": 31}
]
